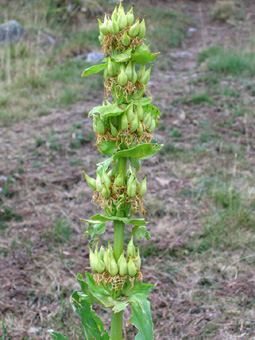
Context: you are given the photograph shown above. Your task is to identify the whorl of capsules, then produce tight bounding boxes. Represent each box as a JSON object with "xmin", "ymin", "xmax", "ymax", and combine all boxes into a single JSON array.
[{"xmin": 89, "ymin": 237, "xmax": 141, "ymax": 277}]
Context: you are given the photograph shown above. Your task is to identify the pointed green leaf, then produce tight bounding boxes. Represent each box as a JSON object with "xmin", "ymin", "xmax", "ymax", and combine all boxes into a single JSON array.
[
  {"xmin": 96, "ymin": 157, "xmax": 114, "ymax": 175},
  {"xmin": 129, "ymin": 298, "xmax": 154, "ymax": 340},
  {"xmin": 132, "ymin": 226, "xmax": 151, "ymax": 240},
  {"xmin": 83, "ymin": 223, "xmax": 106, "ymax": 242},
  {"xmin": 112, "ymin": 302, "xmax": 129, "ymax": 313},
  {"xmin": 133, "ymin": 97, "xmax": 151, "ymax": 106},
  {"xmin": 81, "ymin": 63, "xmax": 107, "ymax": 78},
  {"xmin": 71, "ymin": 291, "xmax": 110, "ymax": 340},
  {"xmin": 112, "ymin": 48, "xmax": 132, "ymax": 62},
  {"xmin": 48, "ymin": 331, "xmax": 69, "ymax": 340},
  {"xmin": 98, "ymin": 141, "xmax": 118, "ymax": 155},
  {"xmin": 89, "ymin": 104, "xmax": 124, "ymax": 118},
  {"xmin": 131, "ymin": 45, "xmax": 159, "ymax": 64},
  {"xmin": 86, "ymin": 214, "xmax": 148, "ymax": 226},
  {"xmin": 112, "ymin": 143, "xmax": 163, "ymax": 161}
]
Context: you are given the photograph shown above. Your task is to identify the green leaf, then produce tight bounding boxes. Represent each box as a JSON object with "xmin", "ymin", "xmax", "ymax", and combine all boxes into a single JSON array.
[
  {"xmin": 112, "ymin": 143, "xmax": 163, "ymax": 161},
  {"xmin": 89, "ymin": 104, "xmax": 124, "ymax": 118},
  {"xmin": 133, "ymin": 97, "xmax": 151, "ymax": 106},
  {"xmin": 71, "ymin": 291, "xmax": 110, "ymax": 340},
  {"xmin": 129, "ymin": 298, "xmax": 154, "ymax": 340},
  {"xmin": 77, "ymin": 273, "xmax": 91, "ymax": 296},
  {"xmin": 84, "ymin": 223, "xmax": 106, "ymax": 241},
  {"xmin": 112, "ymin": 302, "xmax": 129, "ymax": 313},
  {"xmin": 131, "ymin": 45, "xmax": 159, "ymax": 64},
  {"xmin": 96, "ymin": 157, "xmax": 114, "ymax": 175},
  {"xmin": 88, "ymin": 214, "xmax": 148, "ymax": 226},
  {"xmin": 48, "ymin": 331, "xmax": 69, "ymax": 340},
  {"xmin": 98, "ymin": 141, "xmax": 118, "ymax": 155},
  {"xmin": 81, "ymin": 63, "xmax": 107, "ymax": 78},
  {"xmin": 112, "ymin": 48, "xmax": 132, "ymax": 62},
  {"xmin": 148, "ymin": 104, "xmax": 161, "ymax": 118},
  {"xmin": 132, "ymin": 226, "xmax": 151, "ymax": 240},
  {"xmin": 129, "ymin": 157, "xmax": 141, "ymax": 170}
]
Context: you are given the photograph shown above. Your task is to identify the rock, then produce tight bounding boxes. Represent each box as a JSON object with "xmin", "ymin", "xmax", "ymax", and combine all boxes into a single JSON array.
[
  {"xmin": 0, "ymin": 20, "xmax": 24, "ymax": 45},
  {"xmin": 86, "ymin": 52, "xmax": 104, "ymax": 64},
  {"xmin": 28, "ymin": 328, "xmax": 40, "ymax": 336},
  {"xmin": 188, "ymin": 27, "xmax": 197, "ymax": 36},
  {"xmin": 174, "ymin": 51, "xmax": 193, "ymax": 59}
]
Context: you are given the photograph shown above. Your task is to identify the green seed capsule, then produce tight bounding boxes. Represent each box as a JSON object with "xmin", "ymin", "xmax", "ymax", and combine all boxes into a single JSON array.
[
  {"xmin": 102, "ymin": 167, "xmax": 111, "ymax": 188},
  {"xmin": 127, "ymin": 236, "xmax": 136, "ymax": 258},
  {"xmin": 114, "ymin": 172, "xmax": 125, "ymax": 187},
  {"xmin": 89, "ymin": 248, "xmax": 97, "ymax": 272},
  {"xmin": 99, "ymin": 246, "xmax": 105, "ymax": 261},
  {"xmin": 103, "ymin": 67, "xmax": 108, "ymax": 80},
  {"xmin": 128, "ymin": 257, "xmax": 137, "ymax": 277},
  {"xmin": 122, "ymin": 31, "xmax": 130, "ymax": 46},
  {"xmin": 111, "ymin": 18, "xmax": 119, "ymax": 35},
  {"xmin": 102, "ymin": 184, "xmax": 110, "ymax": 199},
  {"xmin": 118, "ymin": 65, "xmax": 128, "ymax": 87},
  {"xmin": 137, "ymin": 64, "xmax": 145, "ymax": 80},
  {"xmin": 96, "ymin": 172, "xmax": 103, "ymax": 192},
  {"xmin": 135, "ymin": 248, "xmax": 141, "ymax": 270},
  {"xmin": 100, "ymin": 24, "xmax": 110, "ymax": 35},
  {"xmin": 111, "ymin": 6, "xmax": 118, "ymax": 21},
  {"xmin": 125, "ymin": 61, "xmax": 133, "ymax": 81},
  {"xmin": 131, "ymin": 112, "xmax": 138, "ymax": 132},
  {"xmin": 129, "ymin": 20, "xmax": 140, "ymax": 38},
  {"xmin": 83, "ymin": 172, "xmax": 96, "ymax": 191},
  {"xmin": 131, "ymin": 63, "xmax": 137, "ymax": 84},
  {"xmin": 109, "ymin": 254, "xmax": 118, "ymax": 276},
  {"xmin": 118, "ymin": 12, "xmax": 127, "ymax": 31},
  {"xmin": 138, "ymin": 19, "xmax": 146, "ymax": 39},
  {"xmin": 139, "ymin": 177, "xmax": 147, "ymax": 196},
  {"xmin": 127, "ymin": 102, "xmax": 134, "ymax": 122},
  {"xmin": 98, "ymin": 32, "xmax": 104, "ymax": 43},
  {"xmin": 140, "ymin": 66, "xmax": 151, "ymax": 85},
  {"xmin": 127, "ymin": 6, "xmax": 134, "ymax": 25},
  {"xmin": 127, "ymin": 177, "xmax": 136, "ymax": 198},
  {"xmin": 110, "ymin": 121, "xmax": 118, "ymax": 137},
  {"xmin": 93, "ymin": 115, "xmax": 98, "ymax": 133},
  {"xmin": 137, "ymin": 121, "xmax": 144, "ymax": 137},
  {"xmin": 149, "ymin": 118, "xmax": 156, "ymax": 133},
  {"xmin": 107, "ymin": 57, "xmax": 116, "ymax": 77},
  {"xmin": 137, "ymin": 102, "xmax": 143, "ymax": 120},
  {"xmin": 120, "ymin": 112, "xmax": 128, "ymax": 131},
  {"xmin": 118, "ymin": 1, "xmax": 124, "ymax": 14},
  {"xmin": 118, "ymin": 252, "xmax": 128, "ymax": 276},
  {"xmin": 95, "ymin": 256, "xmax": 105, "ymax": 274},
  {"xmin": 97, "ymin": 117, "xmax": 105, "ymax": 135},
  {"xmin": 103, "ymin": 250, "xmax": 109, "ymax": 270},
  {"xmin": 144, "ymin": 113, "xmax": 152, "ymax": 128}
]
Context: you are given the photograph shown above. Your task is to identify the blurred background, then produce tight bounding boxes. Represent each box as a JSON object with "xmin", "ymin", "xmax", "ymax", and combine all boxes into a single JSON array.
[{"xmin": 1, "ymin": 0, "xmax": 255, "ymax": 339}]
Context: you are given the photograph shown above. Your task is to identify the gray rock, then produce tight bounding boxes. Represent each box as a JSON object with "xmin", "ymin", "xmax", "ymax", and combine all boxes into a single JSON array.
[
  {"xmin": 86, "ymin": 52, "xmax": 104, "ymax": 64},
  {"xmin": 174, "ymin": 51, "xmax": 193, "ymax": 59},
  {"xmin": 0, "ymin": 20, "xmax": 24, "ymax": 45}
]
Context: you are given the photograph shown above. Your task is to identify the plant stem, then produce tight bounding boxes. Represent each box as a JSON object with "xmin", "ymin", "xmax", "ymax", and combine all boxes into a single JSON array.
[
  {"xmin": 111, "ymin": 157, "xmax": 127, "ymax": 340},
  {"xmin": 110, "ymin": 310, "xmax": 123, "ymax": 340}
]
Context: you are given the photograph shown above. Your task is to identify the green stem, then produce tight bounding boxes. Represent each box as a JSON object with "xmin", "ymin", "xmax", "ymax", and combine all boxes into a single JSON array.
[
  {"xmin": 110, "ymin": 157, "xmax": 127, "ymax": 340},
  {"xmin": 110, "ymin": 310, "xmax": 123, "ymax": 340}
]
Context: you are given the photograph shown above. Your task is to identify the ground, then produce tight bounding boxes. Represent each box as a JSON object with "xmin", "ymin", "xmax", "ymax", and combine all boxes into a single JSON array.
[{"xmin": 1, "ymin": 0, "xmax": 255, "ymax": 339}]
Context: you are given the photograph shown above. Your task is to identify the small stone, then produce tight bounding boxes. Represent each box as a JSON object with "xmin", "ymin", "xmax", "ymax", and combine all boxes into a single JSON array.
[
  {"xmin": 0, "ymin": 20, "xmax": 24, "ymax": 45},
  {"xmin": 188, "ymin": 27, "xmax": 197, "ymax": 34},
  {"xmin": 28, "ymin": 328, "xmax": 40, "ymax": 336},
  {"xmin": 86, "ymin": 52, "xmax": 104, "ymax": 64},
  {"xmin": 174, "ymin": 51, "xmax": 193, "ymax": 59}
]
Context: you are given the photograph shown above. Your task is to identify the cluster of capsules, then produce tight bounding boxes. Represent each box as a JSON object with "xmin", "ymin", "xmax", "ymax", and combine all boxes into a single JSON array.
[
  {"xmin": 84, "ymin": 166, "xmax": 146, "ymax": 215},
  {"xmin": 89, "ymin": 237, "xmax": 141, "ymax": 278},
  {"xmin": 98, "ymin": 3, "xmax": 146, "ymax": 53},
  {"xmin": 92, "ymin": 101, "xmax": 158, "ymax": 148}
]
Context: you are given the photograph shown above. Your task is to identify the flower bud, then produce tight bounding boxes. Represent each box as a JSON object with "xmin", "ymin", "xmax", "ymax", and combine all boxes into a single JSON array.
[
  {"xmin": 109, "ymin": 254, "xmax": 118, "ymax": 276},
  {"xmin": 100, "ymin": 24, "xmax": 110, "ymax": 35},
  {"xmin": 97, "ymin": 117, "xmax": 105, "ymax": 135},
  {"xmin": 103, "ymin": 249, "xmax": 110, "ymax": 270},
  {"xmin": 128, "ymin": 257, "xmax": 137, "ymax": 277},
  {"xmin": 99, "ymin": 246, "xmax": 105, "ymax": 261},
  {"xmin": 96, "ymin": 172, "xmax": 103, "ymax": 192},
  {"xmin": 148, "ymin": 118, "xmax": 156, "ymax": 133},
  {"xmin": 127, "ymin": 102, "xmax": 134, "ymax": 122},
  {"xmin": 122, "ymin": 31, "xmax": 130, "ymax": 46},
  {"xmin": 140, "ymin": 66, "xmax": 151, "ymax": 85},
  {"xmin": 118, "ymin": 65, "xmax": 128, "ymax": 87},
  {"xmin": 131, "ymin": 63, "xmax": 137, "ymax": 84},
  {"xmin": 120, "ymin": 112, "xmax": 128, "ymax": 131},
  {"xmin": 111, "ymin": 18, "xmax": 119, "ymax": 35},
  {"xmin": 125, "ymin": 61, "xmax": 133, "ymax": 81},
  {"xmin": 135, "ymin": 248, "xmax": 141, "ymax": 270},
  {"xmin": 127, "ymin": 236, "xmax": 136, "ymax": 258},
  {"xmin": 111, "ymin": 6, "xmax": 118, "ymax": 21},
  {"xmin": 95, "ymin": 256, "xmax": 105, "ymax": 274},
  {"xmin": 131, "ymin": 111, "xmax": 138, "ymax": 132},
  {"xmin": 83, "ymin": 172, "xmax": 96, "ymax": 191},
  {"xmin": 118, "ymin": 252, "xmax": 128, "ymax": 276},
  {"xmin": 117, "ymin": 12, "xmax": 127, "ymax": 31},
  {"xmin": 138, "ymin": 19, "xmax": 146, "ymax": 39},
  {"xmin": 110, "ymin": 121, "xmax": 118, "ymax": 137},
  {"xmin": 129, "ymin": 19, "xmax": 140, "ymax": 38},
  {"xmin": 89, "ymin": 247, "xmax": 97, "ymax": 272},
  {"xmin": 127, "ymin": 6, "xmax": 134, "ymax": 25},
  {"xmin": 102, "ymin": 184, "xmax": 110, "ymax": 198},
  {"xmin": 107, "ymin": 57, "xmax": 116, "ymax": 77},
  {"xmin": 139, "ymin": 177, "xmax": 147, "ymax": 196},
  {"xmin": 102, "ymin": 167, "xmax": 111, "ymax": 188},
  {"xmin": 143, "ymin": 112, "xmax": 152, "ymax": 127},
  {"xmin": 118, "ymin": 1, "xmax": 124, "ymax": 14},
  {"xmin": 127, "ymin": 180, "xmax": 136, "ymax": 197}
]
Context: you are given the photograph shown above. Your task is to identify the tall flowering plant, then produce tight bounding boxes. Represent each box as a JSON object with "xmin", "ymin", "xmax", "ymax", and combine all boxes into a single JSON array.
[{"xmin": 49, "ymin": 3, "xmax": 162, "ymax": 339}]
